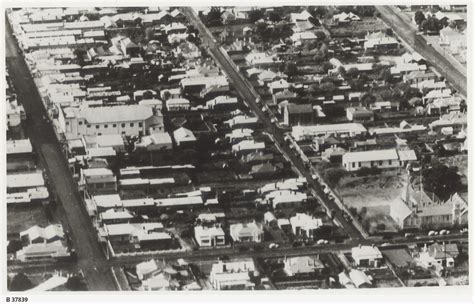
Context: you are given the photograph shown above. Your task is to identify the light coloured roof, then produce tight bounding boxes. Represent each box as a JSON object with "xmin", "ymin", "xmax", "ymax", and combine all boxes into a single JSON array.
[
  {"xmin": 82, "ymin": 167, "xmax": 114, "ymax": 177},
  {"xmin": 352, "ymin": 245, "xmax": 382, "ymax": 260},
  {"xmin": 7, "ymin": 139, "xmax": 33, "ymax": 154},
  {"xmin": 100, "ymin": 208, "xmax": 134, "ymax": 221},
  {"xmin": 194, "ymin": 225, "xmax": 225, "ymax": 238},
  {"xmin": 290, "ymin": 213, "xmax": 322, "ymax": 230},
  {"xmin": 96, "ymin": 134, "xmax": 125, "ymax": 147},
  {"xmin": 173, "ymin": 127, "xmax": 196, "ymax": 143},
  {"xmin": 80, "ymin": 105, "xmax": 153, "ymax": 124},
  {"xmin": 343, "ymin": 149, "xmax": 399, "ymax": 163},
  {"xmin": 397, "ymin": 150, "xmax": 417, "ymax": 162},
  {"xmin": 92, "ymin": 194, "xmax": 122, "ymax": 209},
  {"xmin": 7, "ymin": 172, "xmax": 45, "ymax": 189}
]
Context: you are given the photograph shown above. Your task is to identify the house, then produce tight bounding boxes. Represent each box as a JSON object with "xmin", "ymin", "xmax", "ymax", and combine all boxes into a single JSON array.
[
  {"xmin": 342, "ymin": 149, "xmax": 416, "ymax": 172},
  {"xmin": 164, "ymin": 22, "xmax": 187, "ymax": 35},
  {"xmin": 346, "ymin": 107, "xmax": 374, "ymax": 122},
  {"xmin": 136, "ymin": 259, "xmax": 160, "ymax": 281},
  {"xmin": 173, "ymin": 127, "xmax": 196, "ymax": 147},
  {"xmin": 180, "ymin": 75, "xmax": 228, "ymax": 93},
  {"xmin": 364, "ymin": 32, "xmax": 399, "ymax": 51},
  {"xmin": 221, "ymin": 10, "xmax": 236, "ymax": 24},
  {"xmin": 99, "ymin": 208, "xmax": 134, "ymax": 225},
  {"xmin": 348, "ymin": 269, "xmax": 373, "ymax": 288},
  {"xmin": 332, "ymin": 12, "xmax": 361, "ymax": 24},
  {"xmin": 20, "ymin": 224, "xmax": 65, "ymax": 245},
  {"xmin": 290, "ymin": 32, "xmax": 317, "ymax": 45},
  {"xmin": 274, "ymin": 90, "xmax": 297, "ymax": 105},
  {"xmin": 268, "ymin": 79, "xmax": 290, "ymax": 94},
  {"xmin": 250, "ymin": 162, "xmax": 282, "ymax": 179},
  {"xmin": 429, "ymin": 112, "xmax": 467, "ymax": 133},
  {"xmin": 210, "ymin": 259, "xmax": 256, "ymax": 290},
  {"xmin": 264, "ymin": 211, "xmax": 277, "ymax": 225},
  {"xmin": 290, "ymin": 213, "xmax": 323, "ymax": 239},
  {"xmin": 141, "ymin": 273, "xmax": 170, "ymax": 291},
  {"xmin": 63, "ymin": 105, "xmax": 163, "ymax": 138},
  {"xmin": 232, "ymin": 140, "xmax": 265, "ymax": 156},
  {"xmin": 352, "ymin": 245, "xmax": 383, "ymax": 268},
  {"xmin": 245, "ymin": 52, "xmax": 281, "ymax": 68},
  {"xmin": 16, "ymin": 240, "xmax": 70, "ymax": 262},
  {"xmin": 230, "ymin": 222, "xmax": 264, "ymax": 243},
  {"xmin": 264, "ymin": 190, "xmax": 308, "ymax": 209},
  {"xmin": 418, "ymin": 243, "xmax": 459, "ymax": 270},
  {"xmin": 322, "ymin": 146, "xmax": 346, "ymax": 163},
  {"xmin": 368, "ymin": 121, "xmax": 426, "ymax": 136},
  {"xmin": 225, "ymin": 128, "xmax": 254, "ymax": 144},
  {"xmin": 104, "ymin": 222, "xmax": 173, "ymax": 250},
  {"xmin": 284, "ymin": 256, "xmax": 325, "ymax": 277},
  {"xmin": 80, "ymin": 168, "xmax": 117, "ymax": 194},
  {"xmin": 166, "ymin": 98, "xmax": 190, "ymax": 111},
  {"xmin": 259, "ymin": 178, "xmax": 307, "ymax": 194},
  {"xmin": 134, "ymin": 133, "xmax": 173, "ymax": 151},
  {"xmin": 119, "ymin": 37, "xmax": 140, "ymax": 57},
  {"xmin": 206, "ymin": 96, "xmax": 239, "ymax": 111},
  {"xmin": 7, "ymin": 139, "xmax": 35, "ymax": 172},
  {"xmin": 403, "ymin": 71, "xmax": 436, "ymax": 85},
  {"xmin": 194, "ymin": 225, "xmax": 226, "ymax": 247},
  {"xmin": 439, "ymin": 27, "xmax": 466, "ymax": 51},
  {"xmin": 284, "ymin": 104, "xmax": 314, "ymax": 126},
  {"xmin": 291, "ymin": 123, "xmax": 367, "ymax": 141},
  {"xmin": 7, "ymin": 171, "xmax": 45, "ymax": 193}
]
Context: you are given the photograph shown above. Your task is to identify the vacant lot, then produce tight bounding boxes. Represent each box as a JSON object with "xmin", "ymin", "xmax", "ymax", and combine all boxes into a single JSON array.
[
  {"xmin": 7, "ymin": 206, "xmax": 49, "ymax": 238},
  {"xmin": 338, "ymin": 173, "xmax": 406, "ymax": 209}
]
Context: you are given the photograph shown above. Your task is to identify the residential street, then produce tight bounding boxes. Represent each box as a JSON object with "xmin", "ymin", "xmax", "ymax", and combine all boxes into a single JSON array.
[
  {"xmin": 5, "ymin": 19, "xmax": 117, "ymax": 291},
  {"xmin": 181, "ymin": 7, "xmax": 366, "ymax": 240},
  {"xmin": 376, "ymin": 5, "xmax": 467, "ymax": 96}
]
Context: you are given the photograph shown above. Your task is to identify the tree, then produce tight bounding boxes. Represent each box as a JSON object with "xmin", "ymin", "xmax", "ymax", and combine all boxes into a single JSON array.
[
  {"xmin": 379, "ymin": 67, "xmax": 393, "ymax": 83},
  {"xmin": 360, "ymin": 93, "xmax": 376, "ymax": 106},
  {"xmin": 319, "ymin": 81, "xmax": 337, "ymax": 94},
  {"xmin": 248, "ymin": 9, "xmax": 264, "ymax": 23},
  {"xmin": 324, "ymin": 168, "xmax": 347, "ymax": 188},
  {"xmin": 7, "ymin": 240, "xmax": 23, "ymax": 254},
  {"xmin": 206, "ymin": 7, "xmax": 223, "ymax": 26},
  {"xmin": 312, "ymin": 6, "xmax": 328, "ymax": 19},
  {"xmin": 422, "ymin": 163, "xmax": 461, "ymax": 200},
  {"xmin": 420, "ymin": 17, "xmax": 442, "ymax": 34},
  {"xmin": 315, "ymin": 31, "xmax": 326, "ymax": 41},
  {"xmin": 9, "ymin": 273, "xmax": 34, "ymax": 291},
  {"xmin": 414, "ymin": 11, "xmax": 426, "ymax": 26},
  {"xmin": 284, "ymin": 62, "xmax": 298, "ymax": 77},
  {"xmin": 346, "ymin": 67, "xmax": 359, "ymax": 79},
  {"xmin": 267, "ymin": 11, "xmax": 281, "ymax": 23}
]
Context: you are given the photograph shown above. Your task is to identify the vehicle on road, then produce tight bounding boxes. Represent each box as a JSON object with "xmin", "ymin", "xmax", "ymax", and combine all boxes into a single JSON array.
[
  {"xmin": 269, "ymin": 243, "xmax": 279, "ymax": 249},
  {"xmin": 428, "ymin": 230, "xmax": 438, "ymax": 236},
  {"xmin": 460, "ymin": 228, "xmax": 468, "ymax": 234},
  {"xmin": 316, "ymin": 239, "xmax": 329, "ymax": 245},
  {"xmin": 439, "ymin": 230, "xmax": 450, "ymax": 235},
  {"xmin": 405, "ymin": 233, "xmax": 415, "ymax": 238}
]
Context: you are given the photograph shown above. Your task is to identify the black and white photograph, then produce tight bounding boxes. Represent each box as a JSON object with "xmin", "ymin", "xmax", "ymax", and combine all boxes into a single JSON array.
[{"xmin": 2, "ymin": 1, "xmax": 471, "ymax": 302}]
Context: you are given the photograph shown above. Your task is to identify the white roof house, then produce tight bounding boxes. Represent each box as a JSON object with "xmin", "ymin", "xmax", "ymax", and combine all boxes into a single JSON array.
[
  {"xmin": 349, "ymin": 269, "xmax": 372, "ymax": 288},
  {"xmin": 210, "ymin": 259, "xmax": 256, "ymax": 290},
  {"xmin": 7, "ymin": 139, "xmax": 33, "ymax": 154},
  {"xmin": 136, "ymin": 259, "xmax": 160, "ymax": 281},
  {"xmin": 292, "ymin": 123, "xmax": 367, "ymax": 141},
  {"xmin": 351, "ymin": 245, "xmax": 383, "ymax": 266},
  {"xmin": 173, "ymin": 127, "xmax": 196, "ymax": 146},
  {"xmin": 232, "ymin": 140, "xmax": 265, "ymax": 154},
  {"xmin": 264, "ymin": 190, "xmax": 308, "ymax": 209},
  {"xmin": 230, "ymin": 222, "xmax": 264, "ymax": 243},
  {"xmin": 343, "ymin": 149, "xmax": 399, "ymax": 164},
  {"xmin": 206, "ymin": 96, "xmax": 238, "ymax": 109},
  {"xmin": 194, "ymin": 225, "xmax": 226, "ymax": 247},
  {"xmin": 225, "ymin": 128, "xmax": 254, "ymax": 142},
  {"xmin": 16, "ymin": 240, "xmax": 69, "ymax": 262},
  {"xmin": 259, "ymin": 178, "xmax": 306, "ymax": 194},
  {"xmin": 20, "ymin": 224, "xmax": 65, "ymax": 244},
  {"xmin": 7, "ymin": 172, "xmax": 45, "ymax": 190},
  {"xmin": 225, "ymin": 115, "xmax": 259, "ymax": 128},
  {"xmin": 289, "ymin": 213, "xmax": 323, "ymax": 238},
  {"xmin": 99, "ymin": 208, "xmax": 134, "ymax": 223},
  {"xmin": 91, "ymin": 194, "xmax": 122, "ymax": 210}
]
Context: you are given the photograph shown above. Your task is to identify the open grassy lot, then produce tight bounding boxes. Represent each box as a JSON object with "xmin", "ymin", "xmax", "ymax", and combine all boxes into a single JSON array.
[{"xmin": 7, "ymin": 206, "xmax": 49, "ymax": 239}]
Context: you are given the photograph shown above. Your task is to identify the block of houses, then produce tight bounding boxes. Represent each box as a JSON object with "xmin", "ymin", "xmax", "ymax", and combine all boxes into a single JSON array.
[
  {"xmin": 7, "ymin": 171, "xmax": 49, "ymax": 204},
  {"xmin": 284, "ymin": 104, "xmax": 314, "ymax": 126},
  {"xmin": 439, "ymin": 27, "xmax": 466, "ymax": 50},
  {"xmin": 210, "ymin": 259, "xmax": 256, "ymax": 290},
  {"xmin": 268, "ymin": 79, "xmax": 290, "ymax": 94},
  {"xmin": 230, "ymin": 222, "xmax": 263, "ymax": 243},
  {"xmin": 245, "ymin": 52, "xmax": 281, "ymax": 68},
  {"xmin": 134, "ymin": 132, "xmax": 173, "ymax": 151},
  {"xmin": 352, "ymin": 245, "xmax": 383, "ymax": 268},
  {"xmin": 194, "ymin": 225, "xmax": 226, "ymax": 247},
  {"xmin": 332, "ymin": 11, "xmax": 361, "ymax": 24},
  {"xmin": 259, "ymin": 178, "xmax": 307, "ymax": 194},
  {"xmin": 274, "ymin": 90, "xmax": 298, "ymax": 105},
  {"xmin": 225, "ymin": 128, "xmax": 254, "ymax": 144},
  {"xmin": 283, "ymin": 255, "xmax": 325, "ymax": 277},
  {"xmin": 16, "ymin": 224, "xmax": 70, "ymax": 262},
  {"xmin": 225, "ymin": 115, "xmax": 259, "ymax": 129},
  {"xmin": 342, "ymin": 149, "xmax": 417, "ymax": 172},
  {"xmin": 290, "ymin": 213, "xmax": 323, "ymax": 239},
  {"xmin": 206, "ymin": 95, "xmax": 239, "ymax": 111},
  {"xmin": 104, "ymin": 222, "xmax": 173, "ymax": 250},
  {"xmin": 364, "ymin": 32, "xmax": 399, "ymax": 51},
  {"xmin": 346, "ymin": 107, "xmax": 374, "ymax": 122},
  {"xmin": 403, "ymin": 70, "xmax": 436, "ymax": 85},
  {"xmin": 250, "ymin": 162, "xmax": 283, "ymax": 179},
  {"xmin": 264, "ymin": 211, "xmax": 277, "ymax": 225}
]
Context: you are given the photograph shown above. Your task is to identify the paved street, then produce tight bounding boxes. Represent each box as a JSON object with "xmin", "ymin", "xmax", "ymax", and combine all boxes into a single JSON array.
[
  {"xmin": 5, "ymin": 19, "xmax": 117, "ymax": 291},
  {"xmin": 376, "ymin": 6, "xmax": 467, "ymax": 96},
  {"xmin": 182, "ymin": 7, "xmax": 365, "ymax": 240}
]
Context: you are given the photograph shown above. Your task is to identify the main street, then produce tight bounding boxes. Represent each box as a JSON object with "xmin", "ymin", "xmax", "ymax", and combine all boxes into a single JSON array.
[
  {"xmin": 376, "ymin": 6, "xmax": 467, "ymax": 96},
  {"xmin": 5, "ymin": 19, "xmax": 117, "ymax": 291},
  {"xmin": 181, "ymin": 7, "xmax": 366, "ymax": 241}
]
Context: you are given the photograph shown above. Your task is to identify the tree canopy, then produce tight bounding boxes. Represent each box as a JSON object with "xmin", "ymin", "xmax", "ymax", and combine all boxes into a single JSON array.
[
  {"xmin": 414, "ymin": 11, "xmax": 426, "ymax": 26},
  {"xmin": 421, "ymin": 163, "xmax": 461, "ymax": 200}
]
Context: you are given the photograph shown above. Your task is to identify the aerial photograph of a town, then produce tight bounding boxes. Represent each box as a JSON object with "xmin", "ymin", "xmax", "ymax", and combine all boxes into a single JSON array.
[{"xmin": 4, "ymin": 3, "xmax": 470, "ymax": 296}]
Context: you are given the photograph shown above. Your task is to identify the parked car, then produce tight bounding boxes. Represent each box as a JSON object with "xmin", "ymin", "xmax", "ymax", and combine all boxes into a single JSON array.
[
  {"xmin": 428, "ymin": 230, "xmax": 438, "ymax": 236},
  {"xmin": 405, "ymin": 233, "xmax": 415, "ymax": 238},
  {"xmin": 316, "ymin": 239, "xmax": 329, "ymax": 245}
]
